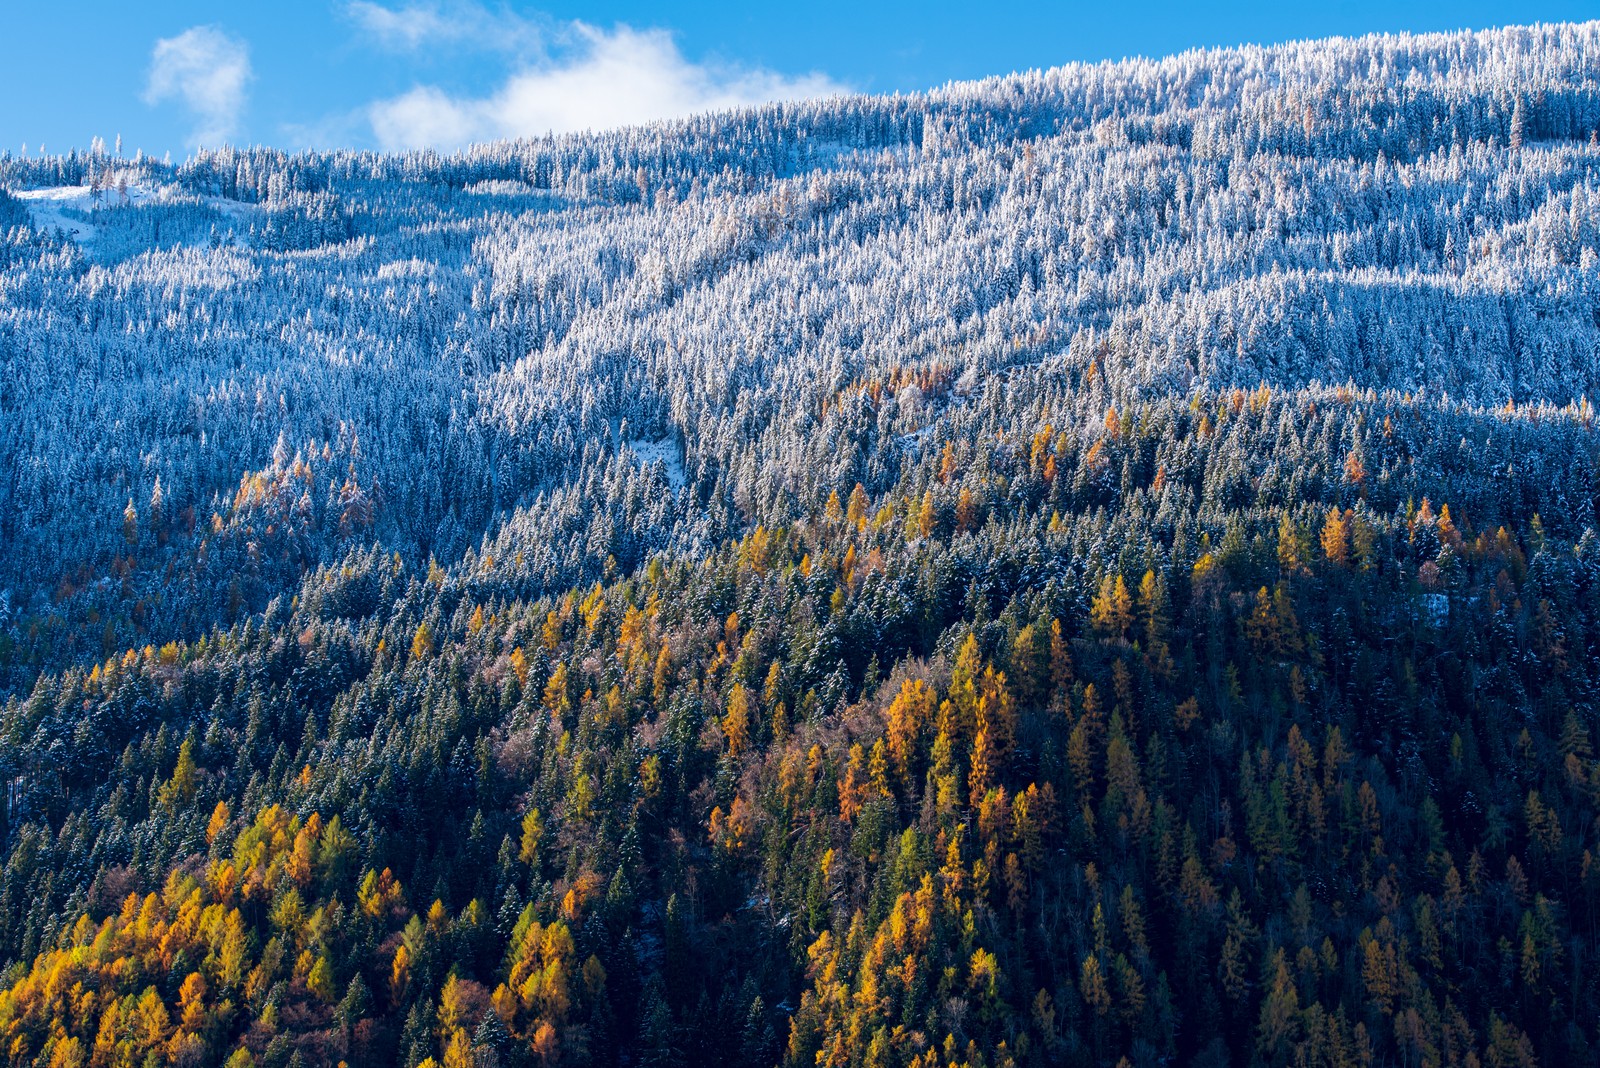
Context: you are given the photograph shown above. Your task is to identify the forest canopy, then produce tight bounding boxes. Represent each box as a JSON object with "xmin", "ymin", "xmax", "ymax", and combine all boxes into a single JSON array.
[{"xmin": 1, "ymin": 20, "xmax": 1600, "ymax": 1068}]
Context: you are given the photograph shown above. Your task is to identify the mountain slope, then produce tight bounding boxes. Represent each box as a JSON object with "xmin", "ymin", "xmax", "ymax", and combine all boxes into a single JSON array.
[
  {"xmin": 2, "ymin": 23, "xmax": 1599, "ymax": 680},
  {"xmin": 0, "ymin": 21, "xmax": 1599, "ymax": 1068}
]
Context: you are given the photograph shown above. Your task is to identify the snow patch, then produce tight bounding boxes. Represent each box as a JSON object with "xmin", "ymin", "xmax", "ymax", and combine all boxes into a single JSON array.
[
  {"xmin": 1422, "ymin": 593, "xmax": 1449, "ymax": 627},
  {"xmin": 464, "ymin": 179, "xmax": 542, "ymax": 197},
  {"xmin": 14, "ymin": 185, "xmax": 109, "ymax": 242},
  {"xmin": 628, "ymin": 437, "xmax": 687, "ymax": 489},
  {"xmin": 898, "ymin": 425, "xmax": 935, "ymax": 451},
  {"xmin": 12, "ymin": 182, "xmax": 255, "ymax": 246}
]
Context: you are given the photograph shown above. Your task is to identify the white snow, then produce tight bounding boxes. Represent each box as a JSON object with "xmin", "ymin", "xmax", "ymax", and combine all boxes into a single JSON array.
[
  {"xmin": 14, "ymin": 185, "xmax": 110, "ymax": 242},
  {"xmin": 12, "ymin": 181, "xmax": 255, "ymax": 246},
  {"xmin": 1422, "ymin": 593, "xmax": 1450, "ymax": 627},
  {"xmin": 628, "ymin": 437, "xmax": 687, "ymax": 489},
  {"xmin": 898, "ymin": 425, "xmax": 935, "ymax": 450}
]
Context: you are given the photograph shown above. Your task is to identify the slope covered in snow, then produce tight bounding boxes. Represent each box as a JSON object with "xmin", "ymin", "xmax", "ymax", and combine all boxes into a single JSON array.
[{"xmin": 0, "ymin": 21, "xmax": 1597, "ymax": 668}]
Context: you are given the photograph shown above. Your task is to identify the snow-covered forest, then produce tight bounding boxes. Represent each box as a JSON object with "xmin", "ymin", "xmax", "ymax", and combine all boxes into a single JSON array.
[
  {"xmin": 1, "ymin": 21, "xmax": 1600, "ymax": 1068},
  {"xmin": 2, "ymin": 23, "xmax": 1599, "ymax": 675}
]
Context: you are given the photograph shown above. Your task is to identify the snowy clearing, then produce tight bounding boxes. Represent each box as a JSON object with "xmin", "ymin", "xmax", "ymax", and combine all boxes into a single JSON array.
[
  {"xmin": 13, "ymin": 185, "xmax": 112, "ymax": 242},
  {"xmin": 628, "ymin": 437, "xmax": 688, "ymax": 489},
  {"xmin": 12, "ymin": 182, "xmax": 255, "ymax": 246}
]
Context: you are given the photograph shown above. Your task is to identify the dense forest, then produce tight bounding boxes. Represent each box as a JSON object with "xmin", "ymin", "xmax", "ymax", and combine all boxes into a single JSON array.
[{"xmin": 3, "ymin": 20, "xmax": 1600, "ymax": 1068}]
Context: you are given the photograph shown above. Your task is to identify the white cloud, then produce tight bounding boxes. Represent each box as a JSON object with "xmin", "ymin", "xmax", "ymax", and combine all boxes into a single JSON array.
[
  {"xmin": 143, "ymin": 26, "xmax": 252, "ymax": 147},
  {"xmin": 370, "ymin": 87, "xmax": 479, "ymax": 150},
  {"xmin": 365, "ymin": 21, "xmax": 846, "ymax": 151},
  {"xmin": 345, "ymin": 1, "xmax": 541, "ymax": 54}
]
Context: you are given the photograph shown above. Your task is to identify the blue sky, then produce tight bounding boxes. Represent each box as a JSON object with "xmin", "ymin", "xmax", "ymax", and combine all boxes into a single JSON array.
[{"xmin": 3, "ymin": 1, "xmax": 1592, "ymax": 158}]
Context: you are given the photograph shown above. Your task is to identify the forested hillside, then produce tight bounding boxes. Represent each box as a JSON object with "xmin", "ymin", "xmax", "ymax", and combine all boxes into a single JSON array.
[{"xmin": 2, "ymin": 20, "xmax": 1600, "ymax": 1068}]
